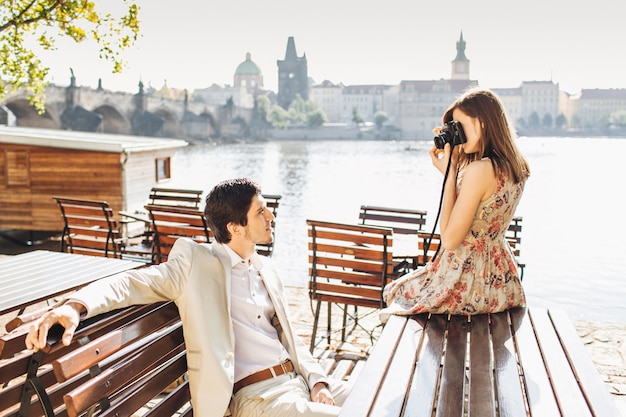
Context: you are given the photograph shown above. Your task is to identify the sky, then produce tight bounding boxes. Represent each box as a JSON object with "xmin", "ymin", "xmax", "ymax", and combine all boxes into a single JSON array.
[{"xmin": 38, "ymin": 0, "xmax": 626, "ymax": 96}]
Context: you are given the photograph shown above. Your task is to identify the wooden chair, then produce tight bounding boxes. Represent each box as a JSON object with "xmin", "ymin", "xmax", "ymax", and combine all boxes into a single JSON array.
[
  {"xmin": 257, "ymin": 193, "xmax": 282, "ymax": 257},
  {"xmin": 146, "ymin": 204, "xmax": 212, "ymax": 264},
  {"xmin": 119, "ymin": 188, "xmax": 205, "ymax": 264},
  {"xmin": 53, "ymin": 196, "xmax": 122, "ymax": 258},
  {"xmin": 417, "ymin": 231, "xmax": 442, "ymax": 266},
  {"xmin": 307, "ymin": 219, "xmax": 394, "ymax": 352},
  {"xmin": 148, "ymin": 187, "xmax": 203, "ymax": 208},
  {"xmin": 359, "ymin": 205, "xmax": 427, "ymax": 275},
  {"xmin": 506, "ymin": 215, "xmax": 526, "ymax": 279}
]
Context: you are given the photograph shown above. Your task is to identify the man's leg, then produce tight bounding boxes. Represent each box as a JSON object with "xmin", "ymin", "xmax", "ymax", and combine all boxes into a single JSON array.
[{"xmin": 231, "ymin": 374, "xmax": 351, "ymax": 417}]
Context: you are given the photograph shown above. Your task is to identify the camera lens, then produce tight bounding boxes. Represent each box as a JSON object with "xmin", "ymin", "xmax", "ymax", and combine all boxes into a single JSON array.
[{"xmin": 433, "ymin": 132, "xmax": 449, "ymax": 149}]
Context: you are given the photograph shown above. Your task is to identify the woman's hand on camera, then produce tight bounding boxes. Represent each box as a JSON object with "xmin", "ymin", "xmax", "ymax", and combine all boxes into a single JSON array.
[{"xmin": 430, "ymin": 143, "xmax": 460, "ymax": 175}]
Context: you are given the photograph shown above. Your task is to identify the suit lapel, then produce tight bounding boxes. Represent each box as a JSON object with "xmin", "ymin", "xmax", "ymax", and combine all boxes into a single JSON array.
[{"xmin": 210, "ymin": 242, "xmax": 233, "ymax": 313}]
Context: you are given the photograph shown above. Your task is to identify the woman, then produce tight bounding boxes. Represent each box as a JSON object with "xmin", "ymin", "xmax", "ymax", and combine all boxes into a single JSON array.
[{"xmin": 382, "ymin": 88, "xmax": 530, "ymax": 317}]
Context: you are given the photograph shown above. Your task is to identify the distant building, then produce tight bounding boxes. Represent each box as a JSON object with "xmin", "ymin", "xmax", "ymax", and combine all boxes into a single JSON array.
[
  {"xmin": 491, "ymin": 87, "xmax": 523, "ymax": 124},
  {"xmin": 451, "ymin": 32, "xmax": 470, "ymax": 80},
  {"xmin": 309, "ymin": 80, "xmax": 343, "ymax": 122},
  {"xmin": 193, "ymin": 84, "xmax": 253, "ymax": 109},
  {"xmin": 397, "ymin": 79, "xmax": 477, "ymax": 139},
  {"xmin": 234, "ymin": 52, "xmax": 264, "ymax": 96},
  {"xmin": 566, "ymin": 88, "xmax": 626, "ymax": 128},
  {"xmin": 277, "ymin": 37, "xmax": 308, "ymax": 109},
  {"xmin": 193, "ymin": 53, "xmax": 263, "ymax": 109}
]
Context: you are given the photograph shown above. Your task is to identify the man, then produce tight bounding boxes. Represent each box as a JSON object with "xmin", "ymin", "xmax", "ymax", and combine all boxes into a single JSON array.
[{"xmin": 26, "ymin": 178, "xmax": 349, "ymax": 416}]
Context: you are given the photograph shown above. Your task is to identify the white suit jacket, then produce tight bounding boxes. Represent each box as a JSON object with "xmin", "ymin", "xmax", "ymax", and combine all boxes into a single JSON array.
[{"xmin": 72, "ymin": 238, "xmax": 327, "ymax": 416}]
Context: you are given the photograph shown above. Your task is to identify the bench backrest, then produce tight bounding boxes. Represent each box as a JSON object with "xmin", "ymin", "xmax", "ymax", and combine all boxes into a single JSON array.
[
  {"xmin": 0, "ymin": 302, "xmax": 189, "ymax": 417},
  {"xmin": 145, "ymin": 204, "xmax": 212, "ymax": 264},
  {"xmin": 53, "ymin": 196, "xmax": 121, "ymax": 258}
]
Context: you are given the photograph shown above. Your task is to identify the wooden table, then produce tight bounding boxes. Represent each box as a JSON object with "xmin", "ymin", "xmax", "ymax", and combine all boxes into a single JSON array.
[
  {"xmin": 0, "ymin": 250, "xmax": 143, "ymax": 317},
  {"xmin": 339, "ymin": 307, "xmax": 620, "ymax": 417},
  {"xmin": 119, "ymin": 209, "xmax": 151, "ymax": 224}
]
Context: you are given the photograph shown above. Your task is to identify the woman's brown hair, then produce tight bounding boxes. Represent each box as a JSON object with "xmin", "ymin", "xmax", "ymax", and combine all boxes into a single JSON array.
[{"xmin": 443, "ymin": 87, "xmax": 530, "ymax": 183}]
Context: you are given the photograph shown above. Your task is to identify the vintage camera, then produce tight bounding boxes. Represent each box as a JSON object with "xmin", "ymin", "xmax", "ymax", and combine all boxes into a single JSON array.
[{"xmin": 433, "ymin": 120, "xmax": 467, "ymax": 149}]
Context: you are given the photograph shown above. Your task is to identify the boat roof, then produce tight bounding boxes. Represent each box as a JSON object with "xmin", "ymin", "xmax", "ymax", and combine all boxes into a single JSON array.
[{"xmin": 0, "ymin": 126, "xmax": 188, "ymax": 153}]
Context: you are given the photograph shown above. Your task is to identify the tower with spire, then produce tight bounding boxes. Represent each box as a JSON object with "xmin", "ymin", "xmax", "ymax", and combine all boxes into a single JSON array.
[
  {"xmin": 451, "ymin": 32, "xmax": 470, "ymax": 80},
  {"xmin": 276, "ymin": 36, "xmax": 308, "ymax": 109}
]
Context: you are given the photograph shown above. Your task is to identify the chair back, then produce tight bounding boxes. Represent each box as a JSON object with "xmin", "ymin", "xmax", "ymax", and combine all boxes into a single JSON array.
[
  {"xmin": 148, "ymin": 187, "xmax": 203, "ymax": 208},
  {"xmin": 505, "ymin": 216, "xmax": 523, "ymax": 257},
  {"xmin": 307, "ymin": 220, "xmax": 394, "ymax": 310},
  {"xmin": 257, "ymin": 194, "xmax": 282, "ymax": 257},
  {"xmin": 359, "ymin": 205, "xmax": 427, "ymax": 273},
  {"xmin": 506, "ymin": 215, "xmax": 525, "ymax": 279},
  {"xmin": 417, "ymin": 231, "xmax": 442, "ymax": 266},
  {"xmin": 145, "ymin": 204, "xmax": 212, "ymax": 264},
  {"xmin": 358, "ymin": 205, "xmax": 427, "ymax": 234},
  {"xmin": 53, "ymin": 196, "xmax": 121, "ymax": 258}
]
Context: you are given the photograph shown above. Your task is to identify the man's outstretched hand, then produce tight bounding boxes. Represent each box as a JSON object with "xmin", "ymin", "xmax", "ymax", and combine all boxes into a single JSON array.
[{"xmin": 25, "ymin": 302, "xmax": 84, "ymax": 351}]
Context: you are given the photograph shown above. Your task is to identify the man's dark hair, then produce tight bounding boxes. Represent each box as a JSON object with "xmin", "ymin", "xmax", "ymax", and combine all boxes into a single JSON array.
[{"xmin": 204, "ymin": 178, "xmax": 261, "ymax": 243}]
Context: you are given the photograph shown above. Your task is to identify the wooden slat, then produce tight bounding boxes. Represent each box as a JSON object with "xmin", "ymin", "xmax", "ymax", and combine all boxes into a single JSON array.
[
  {"xmin": 491, "ymin": 310, "xmax": 527, "ymax": 417},
  {"xmin": 509, "ymin": 307, "xmax": 561, "ymax": 416},
  {"xmin": 403, "ymin": 314, "xmax": 447, "ymax": 417},
  {"xmin": 369, "ymin": 315, "xmax": 428, "ymax": 416},
  {"xmin": 359, "ymin": 205, "xmax": 428, "ymax": 234},
  {"xmin": 53, "ymin": 302, "xmax": 180, "ymax": 381},
  {"xmin": 142, "ymin": 381, "xmax": 191, "ymax": 417},
  {"xmin": 339, "ymin": 315, "xmax": 407, "ymax": 416},
  {"xmin": 468, "ymin": 314, "xmax": 496, "ymax": 417},
  {"xmin": 530, "ymin": 308, "xmax": 594, "ymax": 417},
  {"xmin": 63, "ymin": 322, "xmax": 184, "ymax": 415},
  {"xmin": 548, "ymin": 309, "xmax": 621, "ymax": 417},
  {"xmin": 435, "ymin": 315, "xmax": 468, "ymax": 417}
]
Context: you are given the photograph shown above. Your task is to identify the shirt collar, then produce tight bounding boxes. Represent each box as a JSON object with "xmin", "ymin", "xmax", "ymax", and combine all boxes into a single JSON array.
[{"xmin": 221, "ymin": 242, "xmax": 264, "ymax": 271}]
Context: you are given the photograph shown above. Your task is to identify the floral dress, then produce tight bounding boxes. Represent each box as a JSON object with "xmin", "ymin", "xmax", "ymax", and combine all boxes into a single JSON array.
[{"xmin": 381, "ymin": 169, "xmax": 526, "ymax": 317}]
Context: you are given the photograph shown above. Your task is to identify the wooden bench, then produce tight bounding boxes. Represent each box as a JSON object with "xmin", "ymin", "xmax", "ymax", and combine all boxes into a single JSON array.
[
  {"xmin": 339, "ymin": 307, "xmax": 620, "ymax": 416},
  {"xmin": 0, "ymin": 301, "xmax": 190, "ymax": 417}
]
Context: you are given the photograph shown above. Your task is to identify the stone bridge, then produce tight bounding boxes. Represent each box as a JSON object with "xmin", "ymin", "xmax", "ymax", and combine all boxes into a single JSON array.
[{"xmin": 0, "ymin": 82, "xmax": 253, "ymax": 141}]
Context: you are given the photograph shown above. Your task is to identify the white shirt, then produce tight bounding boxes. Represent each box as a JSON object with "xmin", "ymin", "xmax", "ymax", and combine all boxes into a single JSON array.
[{"xmin": 223, "ymin": 244, "xmax": 290, "ymax": 383}]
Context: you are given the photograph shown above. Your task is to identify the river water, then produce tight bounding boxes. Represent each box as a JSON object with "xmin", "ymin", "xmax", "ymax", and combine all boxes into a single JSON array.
[{"xmin": 165, "ymin": 137, "xmax": 626, "ymax": 325}]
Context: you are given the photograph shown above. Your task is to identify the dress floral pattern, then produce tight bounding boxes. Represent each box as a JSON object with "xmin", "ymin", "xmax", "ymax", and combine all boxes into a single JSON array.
[{"xmin": 382, "ymin": 169, "xmax": 526, "ymax": 317}]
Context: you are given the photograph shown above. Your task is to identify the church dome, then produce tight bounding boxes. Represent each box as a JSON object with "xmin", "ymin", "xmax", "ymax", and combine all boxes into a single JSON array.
[{"xmin": 235, "ymin": 53, "xmax": 262, "ymax": 76}]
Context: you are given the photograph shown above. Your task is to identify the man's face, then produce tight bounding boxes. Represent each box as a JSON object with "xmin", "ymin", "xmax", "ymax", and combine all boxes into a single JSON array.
[{"xmin": 243, "ymin": 194, "xmax": 275, "ymax": 245}]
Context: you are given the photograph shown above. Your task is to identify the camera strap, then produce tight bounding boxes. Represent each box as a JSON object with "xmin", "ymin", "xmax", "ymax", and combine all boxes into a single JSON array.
[{"xmin": 424, "ymin": 147, "xmax": 456, "ymax": 262}]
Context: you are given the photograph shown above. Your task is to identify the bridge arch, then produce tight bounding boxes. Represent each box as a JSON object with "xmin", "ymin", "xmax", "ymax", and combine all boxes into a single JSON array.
[
  {"xmin": 2, "ymin": 97, "xmax": 59, "ymax": 129},
  {"xmin": 153, "ymin": 108, "xmax": 179, "ymax": 138},
  {"xmin": 93, "ymin": 104, "xmax": 130, "ymax": 134}
]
